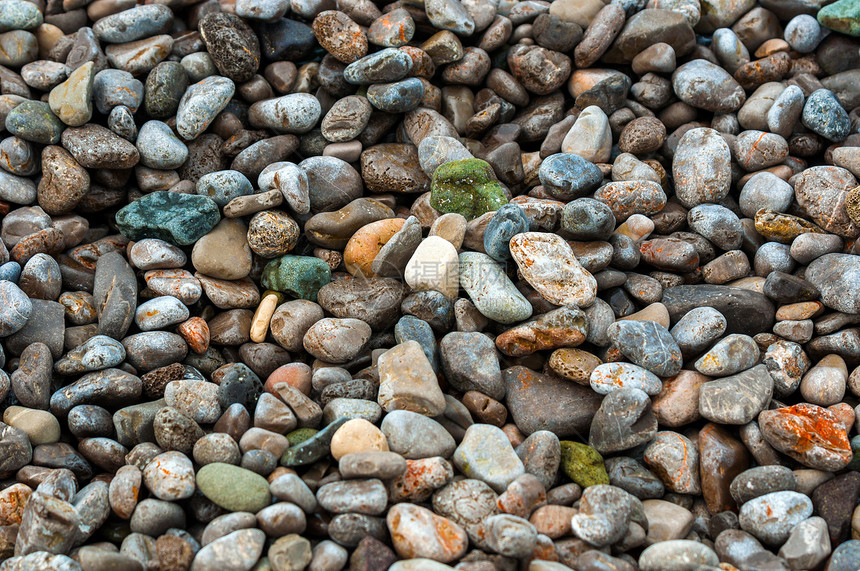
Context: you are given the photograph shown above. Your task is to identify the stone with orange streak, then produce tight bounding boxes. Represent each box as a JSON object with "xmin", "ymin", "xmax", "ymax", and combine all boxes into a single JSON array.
[
  {"xmin": 0, "ymin": 483, "xmax": 31, "ymax": 526},
  {"xmin": 734, "ymin": 51, "xmax": 791, "ymax": 89},
  {"xmin": 699, "ymin": 423, "xmax": 750, "ymax": 514},
  {"xmin": 759, "ymin": 403, "xmax": 853, "ymax": 471},
  {"xmin": 108, "ymin": 464, "xmax": 141, "ymax": 519},
  {"xmin": 368, "ymin": 8, "xmax": 415, "ymax": 47},
  {"xmin": 497, "ymin": 474, "xmax": 547, "ymax": 519},
  {"xmin": 388, "ymin": 457, "xmax": 453, "ymax": 503},
  {"xmin": 343, "ymin": 218, "xmax": 405, "ymax": 278},
  {"xmin": 495, "ymin": 306, "xmax": 587, "ymax": 357},
  {"xmin": 828, "ymin": 402, "xmax": 855, "ymax": 432},
  {"xmin": 386, "ymin": 503, "xmax": 468, "ymax": 563},
  {"xmin": 643, "ymin": 431, "xmax": 701, "ymax": 495},
  {"xmin": 177, "ymin": 316, "xmax": 209, "ymax": 354}
]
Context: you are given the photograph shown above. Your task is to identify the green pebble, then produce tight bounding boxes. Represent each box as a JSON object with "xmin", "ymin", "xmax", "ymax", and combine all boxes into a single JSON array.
[
  {"xmin": 114, "ymin": 191, "xmax": 221, "ymax": 246},
  {"xmin": 261, "ymin": 255, "xmax": 331, "ymax": 302},
  {"xmin": 196, "ymin": 463, "xmax": 271, "ymax": 513},
  {"xmin": 6, "ymin": 100, "xmax": 64, "ymax": 145},
  {"xmin": 430, "ymin": 158, "xmax": 508, "ymax": 220},
  {"xmin": 559, "ymin": 441, "xmax": 609, "ymax": 488},
  {"xmin": 286, "ymin": 427, "xmax": 318, "ymax": 447},
  {"xmin": 818, "ymin": 0, "xmax": 860, "ymax": 36},
  {"xmin": 281, "ymin": 418, "xmax": 347, "ymax": 467}
]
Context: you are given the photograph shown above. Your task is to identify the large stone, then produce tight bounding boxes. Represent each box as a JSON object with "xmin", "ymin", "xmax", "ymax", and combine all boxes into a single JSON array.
[
  {"xmin": 699, "ymin": 365, "xmax": 774, "ymax": 425},
  {"xmin": 503, "ymin": 366, "xmax": 602, "ymax": 439}
]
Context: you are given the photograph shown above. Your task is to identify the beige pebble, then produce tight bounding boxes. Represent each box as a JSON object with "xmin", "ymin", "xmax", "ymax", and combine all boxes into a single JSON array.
[
  {"xmin": 330, "ymin": 418, "xmax": 389, "ymax": 461},
  {"xmin": 250, "ymin": 293, "xmax": 279, "ymax": 343}
]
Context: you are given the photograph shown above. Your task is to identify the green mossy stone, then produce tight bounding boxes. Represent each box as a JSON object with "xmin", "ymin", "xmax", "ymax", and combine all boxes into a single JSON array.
[
  {"xmin": 560, "ymin": 441, "xmax": 609, "ymax": 488},
  {"xmin": 114, "ymin": 191, "xmax": 221, "ymax": 246},
  {"xmin": 261, "ymin": 255, "xmax": 331, "ymax": 301},
  {"xmin": 430, "ymin": 158, "xmax": 508, "ymax": 220},
  {"xmin": 818, "ymin": 0, "xmax": 860, "ymax": 36},
  {"xmin": 196, "ymin": 463, "xmax": 271, "ymax": 512}
]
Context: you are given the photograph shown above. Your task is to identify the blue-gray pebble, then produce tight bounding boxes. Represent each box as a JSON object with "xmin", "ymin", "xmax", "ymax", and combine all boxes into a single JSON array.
[
  {"xmin": 137, "ymin": 120, "xmax": 188, "ymax": 169},
  {"xmin": 176, "ymin": 76, "xmax": 236, "ymax": 140},
  {"xmin": 343, "ymin": 48, "xmax": 413, "ymax": 85},
  {"xmin": 484, "ymin": 203, "xmax": 529, "ymax": 261},
  {"xmin": 394, "ymin": 315, "xmax": 439, "ymax": 372},
  {"xmin": 93, "ymin": 69, "xmax": 144, "ymax": 114},
  {"xmin": 196, "ymin": 170, "xmax": 254, "ymax": 206},
  {"xmin": 93, "ymin": 5, "xmax": 173, "ymax": 44},
  {"xmin": 366, "ymin": 78, "xmax": 425, "ymax": 113},
  {"xmin": 801, "ymin": 89, "xmax": 850, "ymax": 142},
  {"xmin": 561, "ymin": 198, "xmax": 616, "ymax": 240},
  {"xmin": 538, "ymin": 153, "xmax": 603, "ymax": 201}
]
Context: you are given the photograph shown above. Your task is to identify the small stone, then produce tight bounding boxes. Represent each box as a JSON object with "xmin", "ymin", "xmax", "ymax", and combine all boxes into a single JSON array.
[
  {"xmin": 196, "ymin": 463, "xmax": 271, "ymax": 513},
  {"xmin": 643, "ymin": 431, "xmax": 701, "ymax": 494},
  {"xmin": 739, "ymin": 491, "xmax": 813, "ymax": 546},
  {"xmin": 386, "ymin": 503, "xmax": 468, "ymax": 563},
  {"xmin": 453, "ymin": 424, "xmax": 525, "ymax": 493},
  {"xmin": 559, "ymin": 441, "xmax": 609, "ymax": 488}
]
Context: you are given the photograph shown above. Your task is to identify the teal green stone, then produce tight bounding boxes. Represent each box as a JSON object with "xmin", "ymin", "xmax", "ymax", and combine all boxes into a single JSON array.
[
  {"xmin": 261, "ymin": 255, "xmax": 331, "ymax": 301},
  {"xmin": 818, "ymin": 0, "xmax": 860, "ymax": 36},
  {"xmin": 196, "ymin": 463, "xmax": 271, "ymax": 512},
  {"xmin": 280, "ymin": 418, "xmax": 348, "ymax": 467},
  {"xmin": 5, "ymin": 101, "xmax": 64, "ymax": 145},
  {"xmin": 430, "ymin": 158, "xmax": 508, "ymax": 220},
  {"xmin": 0, "ymin": 0, "xmax": 43, "ymax": 32},
  {"xmin": 114, "ymin": 191, "xmax": 221, "ymax": 246}
]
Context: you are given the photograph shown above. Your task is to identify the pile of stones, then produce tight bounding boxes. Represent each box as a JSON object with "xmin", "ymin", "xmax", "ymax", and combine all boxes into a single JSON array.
[{"xmin": 0, "ymin": 0, "xmax": 859, "ymax": 568}]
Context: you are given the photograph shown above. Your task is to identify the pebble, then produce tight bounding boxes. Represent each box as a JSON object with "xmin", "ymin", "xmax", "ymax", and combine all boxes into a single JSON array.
[
  {"xmin": 453, "ymin": 424, "xmax": 525, "ymax": 493},
  {"xmin": 0, "ymin": 0, "xmax": 852, "ymax": 567},
  {"xmin": 739, "ymin": 491, "xmax": 814, "ymax": 546},
  {"xmin": 196, "ymin": 463, "xmax": 271, "ymax": 513},
  {"xmin": 386, "ymin": 503, "xmax": 468, "ymax": 563}
]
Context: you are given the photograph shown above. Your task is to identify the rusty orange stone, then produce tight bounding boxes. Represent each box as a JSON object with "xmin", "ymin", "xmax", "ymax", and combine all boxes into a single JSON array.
[
  {"xmin": 758, "ymin": 403, "xmax": 853, "ymax": 471},
  {"xmin": 495, "ymin": 307, "xmax": 587, "ymax": 357},
  {"xmin": 754, "ymin": 209, "xmax": 827, "ymax": 243},
  {"xmin": 177, "ymin": 317, "xmax": 209, "ymax": 354},
  {"xmin": 343, "ymin": 218, "xmax": 406, "ymax": 278},
  {"xmin": 265, "ymin": 363, "xmax": 312, "ymax": 396},
  {"xmin": 0, "ymin": 483, "xmax": 32, "ymax": 526}
]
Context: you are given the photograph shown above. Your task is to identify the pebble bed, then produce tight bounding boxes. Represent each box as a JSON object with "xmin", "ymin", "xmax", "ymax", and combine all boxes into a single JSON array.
[{"xmin": 0, "ymin": 0, "xmax": 859, "ymax": 569}]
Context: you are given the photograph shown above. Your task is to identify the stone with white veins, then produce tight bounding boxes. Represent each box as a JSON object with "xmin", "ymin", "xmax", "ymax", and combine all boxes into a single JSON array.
[{"xmin": 509, "ymin": 232, "xmax": 597, "ymax": 308}]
